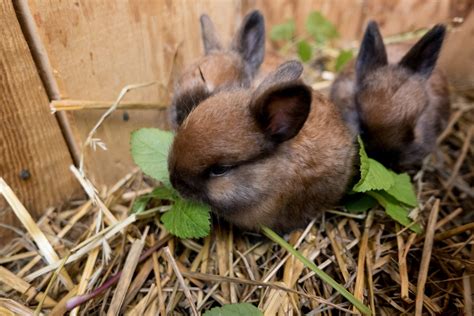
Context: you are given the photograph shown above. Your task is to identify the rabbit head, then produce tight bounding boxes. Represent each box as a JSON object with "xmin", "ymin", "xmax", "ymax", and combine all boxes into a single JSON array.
[
  {"xmin": 354, "ymin": 21, "xmax": 449, "ymax": 169},
  {"xmin": 169, "ymin": 10, "xmax": 265, "ymax": 129},
  {"xmin": 168, "ymin": 61, "xmax": 356, "ymax": 232}
]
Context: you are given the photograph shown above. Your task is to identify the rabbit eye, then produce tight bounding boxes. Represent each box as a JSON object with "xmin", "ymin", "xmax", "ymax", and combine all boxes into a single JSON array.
[
  {"xmin": 198, "ymin": 67, "xmax": 206, "ymax": 83},
  {"xmin": 209, "ymin": 164, "xmax": 234, "ymax": 177}
]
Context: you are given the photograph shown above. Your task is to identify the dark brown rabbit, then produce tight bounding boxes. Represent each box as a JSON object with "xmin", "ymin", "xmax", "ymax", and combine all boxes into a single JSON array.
[
  {"xmin": 330, "ymin": 21, "xmax": 450, "ymax": 170},
  {"xmin": 169, "ymin": 10, "xmax": 266, "ymax": 129},
  {"xmin": 168, "ymin": 61, "xmax": 356, "ymax": 232}
]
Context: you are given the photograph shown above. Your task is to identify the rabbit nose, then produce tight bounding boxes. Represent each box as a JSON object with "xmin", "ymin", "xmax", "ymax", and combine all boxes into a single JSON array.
[
  {"xmin": 170, "ymin": 170, "xmax": 194, "ymax": 196},
  {"xmin": 169, "ymin": 170, "xmax": 182, "ymax": 190}
]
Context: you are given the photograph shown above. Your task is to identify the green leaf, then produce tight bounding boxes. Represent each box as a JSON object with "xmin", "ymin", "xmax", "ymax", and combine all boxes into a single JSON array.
[
  {"xmin": 386, "ymin": 172, "xmax": 418, "ymax": 207},
  {"xmin": 131, "ymin": 196, "xmax": 151, "ymax": 214},
  {"xmin": 261, "ymin": 226, "xmax": 372, "ymax": 315},
  {"xmin": 130, "ymin": 128, "xmax": 174, "ymax": 187},
  {"xmin": 335, "ymin": 49, "xmax": 353, "ymax": 72},
  {"xmin": 203, "ymin": 303, "xmax": 262, "ymax": 316},
  {"xmin": 305, "ymin": 11, "xmax": 339, "ymax": 44},
  {"xmin": 353, "ymin": 137, "xmax": 395, "ymax": 192},
  {"xmin": 353, "ymin": 158, "xmax": 394, "ymax": 192},
  {"xmin": 368, "ymin": 191, "xmax": 421, "ymax": 233},
  {"xmin": 130, "ymin": 128, "xmax": 212, "ymax": 238},
  {"xmin": 352, "ymin": 137, "xmax": 419, "ymax": 232},
  {"xmin": 344, "ymin": 194, "xmax": 377, "ymax": 213},
  {"xmin": 297, "ymin": 40, "xmax": 312, "ymax": 62},
  {"xmin": 161, "ymin": 198, "xmax": 211, "ymax": 239},
  {"xmin": 270, "ymin": 20, "xmax": 295, "ymax": 41},
  {"xmin": 150, "ymin": 186, "xmax": 177, "ymax": 201},
  {"xmin": 354, "ymin": 136, "xmax": 370, "ymax": 183}
]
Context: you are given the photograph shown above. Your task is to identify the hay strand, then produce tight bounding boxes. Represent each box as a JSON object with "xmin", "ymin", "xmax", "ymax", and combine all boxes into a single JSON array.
[
  {"xmin": 50, "ymin": 99, "xmax": 166, "ymax": 112},
  {"xmin": 0, "ymin": 178, "xmax": 74, "ymax": 290},
  {"xmin": 107, "ymin": 233, "xmax": 146, "ymax": 315},
  {"xmin": 415, "ymin": 199, "xmax": 440, "ymax": 315}
]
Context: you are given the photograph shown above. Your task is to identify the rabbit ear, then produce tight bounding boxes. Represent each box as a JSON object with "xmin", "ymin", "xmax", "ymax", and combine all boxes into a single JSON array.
[
  {"xmin": 200, "ymin": 14, "xmax": 223, "ymax": 54},
  {"xmin": 399, "ymin": 24, "xmax": 446, "ymax": 77},
  {"xmin": 356, "ymin": 21, "xmax": 388, "ymax": 82},
  {"xmin": 251, "ymin": 61, "xmax": 311, "ymax": 142},
  {"xmin": 254, "ymin": 60, "xmax": 304, "ymax": 95},
  {"xmin": 231, "ymin": 10, "xmax": 265, "ymax": 77}
]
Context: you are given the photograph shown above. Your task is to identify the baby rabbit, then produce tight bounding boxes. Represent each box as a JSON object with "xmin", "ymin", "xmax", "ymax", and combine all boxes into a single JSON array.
[
  {"xmin": 330, "ymin": 21, "xmax": 450, "ymax": 170},
  {"xmin": 170, "ymin": 10, "xmax": 265, "ymax": 129},
  {"xmin": 168, "ymin": 61, "xmax": 356, "ymax": 232}
]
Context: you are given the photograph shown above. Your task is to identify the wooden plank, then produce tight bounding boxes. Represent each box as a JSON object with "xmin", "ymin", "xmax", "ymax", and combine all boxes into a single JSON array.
[
  {"xmin": 361, "ymin": 0, "xmax": 451, "ymax": 37},
  {"xmin": 439, "ymin": 10, "xmax": 474, "ymax": 97},
  {"xmin": 247, "ymin": 0, "xmax": 366, "ymax": 45},
  {"xmin": 249, "ymin": 0, "xmax": 457, "ymax": 48},
  {"xmin": 27, "ymin": 0, "xmax": 242, "ymax": 187},
  {"xmin": 0, "ymin": 0, "xmax": 80, "ymax": 240}
]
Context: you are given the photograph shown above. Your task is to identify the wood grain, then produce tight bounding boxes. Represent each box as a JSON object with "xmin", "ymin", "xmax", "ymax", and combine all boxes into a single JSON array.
[
  {"xmin": 0, "ymin": 0, "xmax": 79, "ymax": 241},
  {"xmin": 246, "ymin": 0, "xmax": 461, "ymax": 49},
  {"xmin": 27, "ymin": 0, "xmax": 242, "ymax": 187},
  {"xmin": 25, "ymin": 0, "xmax": 472, "ymax": 188},
  {"xmin": 439, "ymin": 10, "xmax": 474, "ymax": 97}
]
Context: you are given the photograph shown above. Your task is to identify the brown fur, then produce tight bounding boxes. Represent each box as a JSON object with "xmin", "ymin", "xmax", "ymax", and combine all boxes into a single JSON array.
[
  {"xmin": 169, "ymin": 61, "xmax": 356, "ymax": 232},
  {"xmin": 170, "ymin": 10, "xmax": 270, "ymax": 129},
  {"xmin": 330, "ymin": 23, "xmax": 450, "ymax": 170},
  {"xmin": 176, "ymin": 52, "xmax": 246, "ymax": 94},
  {"xmin": 357, "ymin": 66, "xmax": 449, "ymax": 169}
]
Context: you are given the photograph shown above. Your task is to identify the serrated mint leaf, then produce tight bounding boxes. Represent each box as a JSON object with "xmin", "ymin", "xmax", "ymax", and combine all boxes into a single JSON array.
[
  {"xmin": 369, "ymin": 192, "xmax": 421, "ymax": 233},
  {"xmin": 270, "ymin": 20, "xmax": 295, "ymax": 41},
  {"xmin": 203, "ymin": 303, "xmax": 262, "ymax": 316},
  {"xmin": 353, "ymin": 137, "xmax": 395, "ymax": 192},
  {"xmin": 335, "ymin": 49, "xmax": 353, "ymax": 72},
  {"xmin": 344, "ymin": 194, "xmax": 377, "ymax": 213},
  {"xmin": 305, "ymin": 11, "xmax": 338, "ymax": 44},
  {"xmin": 151, "ymin": 186, "xmax": 178, "ymax": 201},
  {"xmin": 297, "ymin": 40, "xmax": 312, "ymax": 62},
  {"xmin": 130, "ymin": 128, "xmax": 174, "ymax": 187},
  {"xmin": 161, "ymin": 198, "xmax": 211, "ymax": 239},
  {"xmin": 386, "ymin": 172, "xmax": 418, "ymax": 207},
  {"xmin": 353, "ymin": 158, "xmax": 394, "ymax": 192},
  {"xmin": 131, "ymin": 196, "xmax": 151, "ymax": 214},
  {"xmin": 355, "ymin": 136, "xmax": 370, "ymax": 182}
]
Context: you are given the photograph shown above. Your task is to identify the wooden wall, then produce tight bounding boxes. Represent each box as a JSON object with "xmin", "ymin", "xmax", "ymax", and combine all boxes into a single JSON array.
[
  {"xmin": 439, "ymin": 10, "xmax": 474, "ymax": 98},
  {"xmin": 0, "ymin": 0, "xmax": 472, "ymax": 241},
  {"xmin": 25, "ymin": 0, "xmax": 471, "ymax": 187},
  {"xmin": 0, "ymin": 1, "xmax": 80, "ymax": 239},
  {"xmin": 25, "ymin": 0, "xmax": 242, "ymax": 187},
  {"xmin": 245, "ymin": 0, "xmax": 472, "ymax": 47}
]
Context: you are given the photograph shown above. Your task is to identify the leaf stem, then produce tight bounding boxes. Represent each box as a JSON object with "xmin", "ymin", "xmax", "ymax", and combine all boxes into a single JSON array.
[{"xmin": 260, "ymin": 225, "xmax": 371, "ymax": 316}]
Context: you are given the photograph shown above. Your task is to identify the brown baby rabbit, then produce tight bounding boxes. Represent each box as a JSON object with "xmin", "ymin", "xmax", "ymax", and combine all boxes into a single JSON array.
[
  {"xmin": 330, "ymin": 21, "xmax": 450, "ymax": 170},
  {"xmin": 168, "ymin": 61, "xmax": 356, "ymax": 232},
  {"xmin": 170, "ymin": 10, "xmax": 265, "ymax": 129}
]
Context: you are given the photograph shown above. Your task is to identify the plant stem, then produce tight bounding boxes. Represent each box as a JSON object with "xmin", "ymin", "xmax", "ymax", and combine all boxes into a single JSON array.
[
  {"xmin": 260, "ymin": 225, "xmax": 371, "ymax": 316},
  {"xmin": 66, "ymin": 234, "xmax": 172, "ymax": 311}
]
